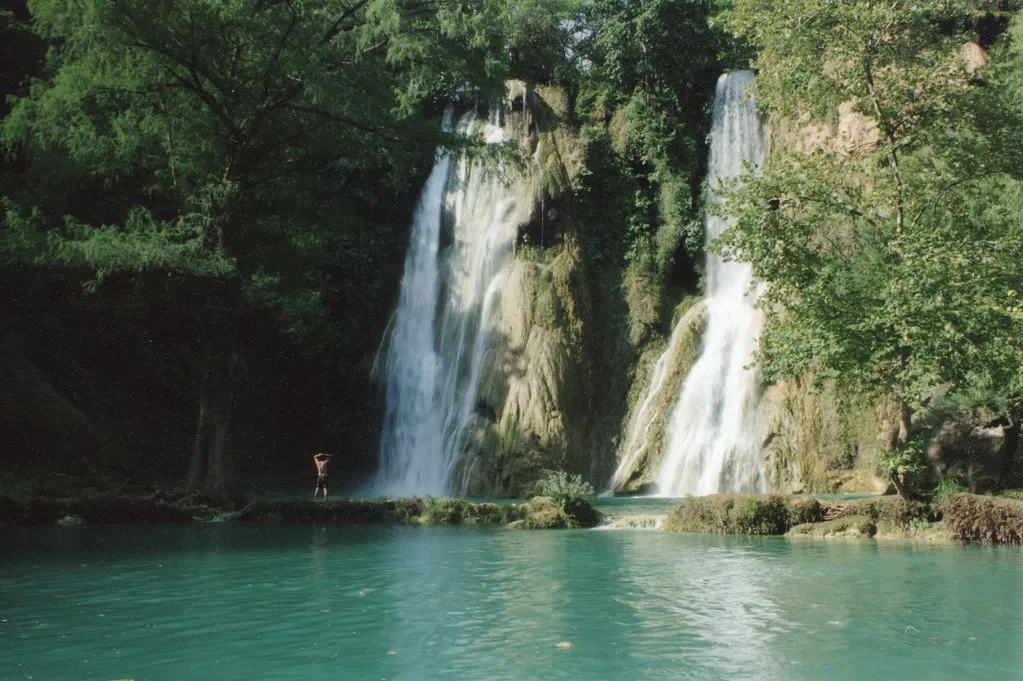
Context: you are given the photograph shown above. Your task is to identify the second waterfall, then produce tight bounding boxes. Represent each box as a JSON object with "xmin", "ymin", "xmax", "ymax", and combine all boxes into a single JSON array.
[
  {"xmin": 656, "ymin": 71, "xmax": 767, "ymax": 496},
  {"xmin": 373, "ymin": 105, "xmax": 533, "ymax": 497}
]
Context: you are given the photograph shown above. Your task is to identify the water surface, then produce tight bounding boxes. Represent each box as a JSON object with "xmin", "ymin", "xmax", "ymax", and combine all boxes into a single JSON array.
[{"xmin": 1, "ymin": 524, "xmax": 1020, "ymax": 681}]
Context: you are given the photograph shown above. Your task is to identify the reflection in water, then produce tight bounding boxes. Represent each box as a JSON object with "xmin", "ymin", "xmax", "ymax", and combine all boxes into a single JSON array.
[{"xmin": 0, "ymin": 526, "xmax": 1020, "ymax": 681}]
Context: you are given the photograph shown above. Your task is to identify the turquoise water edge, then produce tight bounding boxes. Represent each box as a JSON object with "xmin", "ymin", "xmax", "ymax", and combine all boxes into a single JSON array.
[{"xmin": 1, "ymin": 523, "xmax": 1021, "ymax": 681}]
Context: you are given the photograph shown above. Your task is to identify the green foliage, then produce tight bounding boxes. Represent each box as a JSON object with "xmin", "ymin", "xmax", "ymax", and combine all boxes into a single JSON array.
[
  {"xmin": 933, "ymin": 474, "xmax": 968, "ymax": 501},
  {"xmin": 393, "ymin": 497, "xmax": 425, "ymax": 523},
  {"xmin": 877, "ymin": 437, "xmax": 930, "ymax": 498},
  {"xmin": 715, "ymin": 0, "xmax": 1023, "ymax": 431},
  {"xmin": 501, "ymin": 0, "xmax": 582, "ymax": 83},
  {"xmin": 538, "ymin": 470, "xmax": 594, "ymax": 508}
]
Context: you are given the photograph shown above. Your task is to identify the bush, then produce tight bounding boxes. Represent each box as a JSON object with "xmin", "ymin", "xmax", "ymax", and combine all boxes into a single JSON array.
[
  {"xmin": 877, "ymin": 437, "xmax": 929, "ymax": 498},
  {"xmin": 538, "ymin": 471, "xmax": 594, "ymax": 509},
  {"xmin": 788, "ymin": 497, "xmax": 824, "ymax": 525}
]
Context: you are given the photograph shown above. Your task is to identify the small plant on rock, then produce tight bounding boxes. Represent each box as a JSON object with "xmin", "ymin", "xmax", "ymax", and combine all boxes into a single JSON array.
[
  {"xmin": 932, "ymin": 475, "xmax": 967, "ymax": 502},
  {"xmin": 538, "ymin": 471, "xmax": 594, "ymax": 509}
]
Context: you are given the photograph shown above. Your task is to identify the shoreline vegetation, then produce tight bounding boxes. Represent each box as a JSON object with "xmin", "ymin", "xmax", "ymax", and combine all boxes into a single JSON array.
[{"xmin": 1, "ymin": 491, "xmax": 1020, "ymax": 545}]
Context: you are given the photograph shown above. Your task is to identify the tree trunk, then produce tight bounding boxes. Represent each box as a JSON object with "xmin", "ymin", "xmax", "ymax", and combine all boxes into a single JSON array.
[
  {"xmin": 186, "ymin": 368, "xmax": 210, "ymax": 491},
  {"xmin": 203, "ymin": 352, "xmax": 236, "ymax": 500},
  {"xmin": 186, "ymin": 287, "xmax": 240, "ymax": 501},
  {"xmin": 897, "ymin": 401, "xmax": 913, "ymax": 446}
]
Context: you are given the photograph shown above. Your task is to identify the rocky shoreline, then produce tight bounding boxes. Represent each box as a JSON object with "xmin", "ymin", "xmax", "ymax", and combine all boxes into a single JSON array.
[
  {"xmin": 2, "ymin": 492, "xmax": 1020, "ymax": 544},
  {"xmin": 662, "ymin": 493, "xmax": 1023, "ymax": 545}
]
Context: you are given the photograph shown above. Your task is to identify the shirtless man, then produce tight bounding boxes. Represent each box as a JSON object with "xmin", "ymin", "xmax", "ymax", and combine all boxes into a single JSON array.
[{"xmin": 313, "ymin": 452, "xmax": 332, "ymax": 501}]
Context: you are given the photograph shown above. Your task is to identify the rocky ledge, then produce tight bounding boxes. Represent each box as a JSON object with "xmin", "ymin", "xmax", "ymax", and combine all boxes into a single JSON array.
[
  {"xmin": 662, "ymin": 493, "xmax": 1023, "ymax": 545},
  {"xmin": 0, "ymin": 495, "xmax": 602, "ymax": 530}
]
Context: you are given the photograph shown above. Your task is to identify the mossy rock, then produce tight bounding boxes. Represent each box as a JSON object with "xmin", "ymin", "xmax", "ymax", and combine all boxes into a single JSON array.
[
  {"xmin": 663, "ymin": 494, "xmax": 801, "ymax": 535},
  {"xmin": 237, "ymin": 500, "xmax": 393, "ymax": 524},
  {"xmin": 507, "ymin": 496, "xmax": 601, "ymax": 529},
  {"xmin": 938, "ymin": 493, "xmax": 1023, "ymax": 544},
  {"xmin": 820, "ymin": 495, "xmax": 929, "ymax": 532},
  {"xmin": 788, "ymin": 497, "xmax": 825, "ymax": 525},
  {"xmin": 563, "ymin": 497, "xmax": 601, "ymax": 527},
  {"xmin": 788, "ymin": 516, "xmax": 877, "ymax": 539}
]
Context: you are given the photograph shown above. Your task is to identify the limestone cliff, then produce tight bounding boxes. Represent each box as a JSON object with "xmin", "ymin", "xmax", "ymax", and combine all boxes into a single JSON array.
[{"xmin": 456, "ymin": 84, "xmax": 598, "ymax": 496}]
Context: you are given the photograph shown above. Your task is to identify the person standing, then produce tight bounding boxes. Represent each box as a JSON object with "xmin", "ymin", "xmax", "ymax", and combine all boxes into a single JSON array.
[{"xmin": 312, "ymin": 452, "xmax": 332, "ymax": 501}]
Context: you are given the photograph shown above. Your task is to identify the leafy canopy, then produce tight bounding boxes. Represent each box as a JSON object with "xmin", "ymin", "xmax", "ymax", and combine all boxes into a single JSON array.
[{"xmin": 714, "ymin": 0, "xmax": 1023, "ymax": 418}]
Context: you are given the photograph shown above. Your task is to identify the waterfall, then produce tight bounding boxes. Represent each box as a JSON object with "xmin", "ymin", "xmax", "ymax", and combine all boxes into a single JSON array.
[
  {"xmin": 606, "ymin": 301, "xmax": 705, "ymax": 492},
  {"xmin": 373, "ymin": 105, "xmax": 533, "ymax": 497},
  {"xmin": 655, "ymin": 71, "xmax": 768, "ymax": 497}
]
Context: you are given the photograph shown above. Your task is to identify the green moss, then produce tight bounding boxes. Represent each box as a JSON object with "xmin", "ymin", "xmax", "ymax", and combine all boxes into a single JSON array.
[
  {"xmin": 419, "ymin": 497, "xmax": 473, "ymax": 524},
  {"xmin": 788, "ymin": 497, "xmax": 825, "ymax": 525}
]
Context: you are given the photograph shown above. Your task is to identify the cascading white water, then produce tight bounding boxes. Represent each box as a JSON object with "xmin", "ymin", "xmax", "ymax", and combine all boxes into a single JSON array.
[
  {"xmin": 655, "ymin": 71, "xmax": 768, "ymax": 497},
  {"xmin": 606, "ymin": 301, "xmax": 705, "ymax": 492},
  {"xmin": 373, "ymin": 105, "xmax": 532, "ymax": 497}
]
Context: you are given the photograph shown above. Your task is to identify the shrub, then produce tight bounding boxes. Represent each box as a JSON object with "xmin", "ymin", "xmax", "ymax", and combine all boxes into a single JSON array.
[
  {"xmin": 733, "ymin": 496, "xmax": 791, "ymax": 535},
  {"xmin": 788, "ymin": 497, "xmax": 824, "ymax": 525},
  {"xmin": 498, "ymin": 502, "xmax": 527, "ymax": 524},
  {"xmin": 877, "ymin": 437, "xmax": 929, "ymax": 498},
  {"xmin": 538, "ymin": 471, "xmax": 594, "ymax": 509}
]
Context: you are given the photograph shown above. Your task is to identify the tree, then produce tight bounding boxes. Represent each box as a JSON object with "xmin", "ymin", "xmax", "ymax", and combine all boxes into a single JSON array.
[
  {"xmin": 1, "ymin": 0, "xmax": 509, "ymax": 498},
  {"xmin": 714, "ymin": 1, "xmax": 1023, "ymax": 456}
]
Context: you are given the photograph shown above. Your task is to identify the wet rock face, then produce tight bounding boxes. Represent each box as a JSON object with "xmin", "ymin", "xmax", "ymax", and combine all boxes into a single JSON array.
[
  {"xmin": 757, "ymin": 376, "xmax": 890, "ymax": 494},
  {"xmin": 460, "ymin": 253, "xmax": 588, "ymax": 497}
]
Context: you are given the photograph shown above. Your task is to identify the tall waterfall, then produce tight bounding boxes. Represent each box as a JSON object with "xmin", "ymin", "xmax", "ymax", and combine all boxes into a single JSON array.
[
  {"xmin": 656, "ymin": 71, "xmax": 768, "ymax": 497},
  {"xmin": 373, "ymin": 105, "xmax": 532, "ymax": 497}
]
